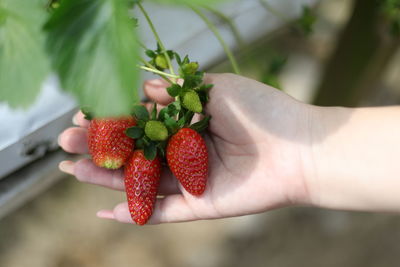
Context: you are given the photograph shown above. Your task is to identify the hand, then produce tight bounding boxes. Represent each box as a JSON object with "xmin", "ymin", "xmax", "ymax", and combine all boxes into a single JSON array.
[{"xmin": 58, "ymin": 73, "xmax": 313, "ymax": 224}]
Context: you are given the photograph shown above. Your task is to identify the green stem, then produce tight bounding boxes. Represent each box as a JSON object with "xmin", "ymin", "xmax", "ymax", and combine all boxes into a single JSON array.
[
  {"xmin": 139, "ymin": 57, "xmax": 174, "ymax": 84},
  {"xmin": 190, "ymin": 5, "xmax": 241, "ymax": 75},
  {"xmin": 203, "ymin": 6, "xmax": 245, "ymax": 47},
  {"xmin": 137, "ymin": 3, "xmax": 176, "ymax": 79},
  {"xmin": 140, "ymin": 66, "xmax": 179, "ymax": 80},
  {"xmin": 258, "ymin": 0, "xmax": 290, "ymax": 23}
]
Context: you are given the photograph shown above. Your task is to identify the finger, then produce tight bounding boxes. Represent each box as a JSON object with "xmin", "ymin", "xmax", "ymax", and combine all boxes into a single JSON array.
[
  {"xmin": 97, "ymin": 194, "xmax": 218, "ymax": 224},
  {"xmin": 72, "ymin": 111, "xmax": 90, "ymax": 128},
  {"xmin": 144, "ymin": 79, "xmax": 174, "ymax": 105},
  {"xmin": 58, "ymin": 127, "xmax": 88, "ymax": 154},
  {"xmin": 59, "ymin": 159, "xmax": 180, "ymax": 195},
  {"xmin": 67, "ymin": 158, "xmax": 125, "ymax": 190}
]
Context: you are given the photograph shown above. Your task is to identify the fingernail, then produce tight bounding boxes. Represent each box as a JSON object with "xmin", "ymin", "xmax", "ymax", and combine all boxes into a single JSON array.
[
  {"xmin": 57, "ymin": 132, "xmax": 63, "ymax": 147},
  {"xmin": 96, "ymin": 210, "xmax": 115, "ymax": 219},
  {"xmin": 59, "ymin": 161, "xmax": 74, "ymax": 175},
  {"xmin": 72, "ymin": 114, "xmax": 78, "ymax": 125}
]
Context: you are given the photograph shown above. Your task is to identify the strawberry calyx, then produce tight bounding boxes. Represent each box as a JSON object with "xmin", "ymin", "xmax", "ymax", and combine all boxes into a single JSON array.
[
  {"xmin": 81, "ymin": 106, "xmax": 93, "ymax": 120},
  {"xmin": 126, "ymin": 103, "xmax": 170, "ymax": 160},
  {"xmin": 144, "ymin": 44, "xmax": 175, "ymax": 71}
]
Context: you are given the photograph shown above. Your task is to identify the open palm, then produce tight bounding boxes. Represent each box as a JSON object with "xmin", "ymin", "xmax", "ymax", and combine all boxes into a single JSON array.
[{"xmin": 59, "ymin": 73, "xmax": 311, "ymax": 224}]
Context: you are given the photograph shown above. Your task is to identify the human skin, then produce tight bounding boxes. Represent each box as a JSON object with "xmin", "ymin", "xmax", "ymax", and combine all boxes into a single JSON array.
[{"xmin": 58, "ymin": 73, "xmax": 400, "ymax": 224}]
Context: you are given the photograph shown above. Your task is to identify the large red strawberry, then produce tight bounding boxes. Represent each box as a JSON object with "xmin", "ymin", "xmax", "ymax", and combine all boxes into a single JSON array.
[
  {"xmin": 88, "ymin": 117, "xmax": 136, "ymax": 169},
  {"xmin": 124, "ymin": 150, "xmax": 161, "ymax": 225},
  {"xmin": 166, "ymin": 128, "xmax": 208, "ymax": 196}
]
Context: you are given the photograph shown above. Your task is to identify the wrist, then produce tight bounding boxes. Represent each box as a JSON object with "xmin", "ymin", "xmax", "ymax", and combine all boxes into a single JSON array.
[{"xmin": 298, "ymin": 105, "xmax": 353, "ymax": 208}]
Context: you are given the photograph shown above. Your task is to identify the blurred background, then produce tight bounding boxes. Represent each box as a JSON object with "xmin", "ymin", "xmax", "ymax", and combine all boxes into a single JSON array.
[{"xmin": 1, "ymin": 0, "xmax": 400, "ymax": 266}]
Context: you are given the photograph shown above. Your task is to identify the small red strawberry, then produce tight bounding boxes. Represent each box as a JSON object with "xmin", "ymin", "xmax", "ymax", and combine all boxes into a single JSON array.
[
  {"xmin": 166, "ymin": 128, "xmax": 208, "ymax": 196},
  {"xmin": 88, "ymin": 117, "xmax": 136, "ymax": 169},
  {"xmin": 124, "ymin": 150, "xmax": 161, "ymax": 225}
]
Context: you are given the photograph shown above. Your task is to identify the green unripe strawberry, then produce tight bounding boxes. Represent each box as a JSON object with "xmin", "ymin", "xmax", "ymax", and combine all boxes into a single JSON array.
[
  {"xmin": 182, "ymin": 62, "xmax": 199, "ymax": 75},
  {"xmin": 155, "ymin": 54, "xmax": 168, "ymax": 70},
  {"xmin": 182, "ymin": 91, "xmax": 202, "ymax": 113},
  {"xmin": 145, "ymin": 120, "xmax": 168, "ymax": 141}
]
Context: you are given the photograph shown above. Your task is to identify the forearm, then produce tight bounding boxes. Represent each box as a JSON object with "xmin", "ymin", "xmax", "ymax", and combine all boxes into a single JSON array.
[{"xmin": 305, "ymin": 106, "xmax": 400, "ymax": 212}]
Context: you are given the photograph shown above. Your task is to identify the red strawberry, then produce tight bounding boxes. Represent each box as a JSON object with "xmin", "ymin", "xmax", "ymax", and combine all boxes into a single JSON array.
[
  {"xmin": 124, "ymin": 150, "xmax": 161, "ymax": 225},
  {"xmin": 166, "ymin": 128, "xmax": 208, "ymax": 196},
  {"xmin": 88, "ymin": 117, "xmax": 136, "ymax": 169}
]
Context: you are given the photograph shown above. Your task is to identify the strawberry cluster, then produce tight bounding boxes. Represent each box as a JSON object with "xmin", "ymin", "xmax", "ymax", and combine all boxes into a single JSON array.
[{"xmin": 84, "ymin": 54, "xmax": 212, "ymax": 225}]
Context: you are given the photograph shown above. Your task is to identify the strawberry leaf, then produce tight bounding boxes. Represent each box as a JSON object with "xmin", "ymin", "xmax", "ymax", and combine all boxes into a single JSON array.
[
  {"xmin": 45, "ymin": 0, "xmax": 139, "ymax": 117},
  {"xmin": 135, "ymin": 139, "xmax": 143, "ymax": 149},
  {"xmin": 137, "ymin": 119, "xmax": 147, "ymax": 128},
  {"xmin": 174, "ymin": 52, "xmax": 182, "ymax": 65},
  {"xmin": 190, "ymin": 116, "xmax": 211, "ymax": 132},
  {"xmin": 144, "ymin": 142, "xmax": 157, "ymax": 161},
  {"xmin": 166, "ymin": 84, "xmax": 182, "ymax": 97},
  {"xmin": 178, "ymin": 111, "xmax": 194, "ymax": 127},
  {"xmin": 158, "ymin": 107, "xmax": 168, "ymax": 121},
  {"xmin": 132, "ymin": 105, "xmax": 149, "ymax": 121},
  {"xmin": 182, "ymin": 72, "xmax": 204, "ymax": 89},
  {"xmin": 164, "ymin": 114, "xmax": 179, "ymax": 134},
  {"xmin": 145, "ymin": 49, "xmax": 156, "ymax": 58},
  {"xmin": 126, "ymin": 126, "xmax": 144, "ymax": 139},
  {"xmin": 81, "ymin": 107, "xmax": 93, "ymax": 120},
  {"xmin": 0, "ymin": 0, "xmax": 50, "ymax": 108}
]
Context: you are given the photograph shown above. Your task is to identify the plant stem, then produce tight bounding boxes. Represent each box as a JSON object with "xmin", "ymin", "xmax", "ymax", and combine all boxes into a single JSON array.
[
  {"xmin": 139, "ymin": 57, "xmax": 174, "ymax": 84},
  {"xmin": 190, "ymin": 5, "xmax": 241, "ymax": 75},
  {"xmin": 137, "ymin": 2, "xmax": 176, "ymax": 79},
  {"xmin": 140, "ymin": 66, "xmax": 179, "ymax": 80},
  {"xmin": 258, "ymin": 0, "xmax": 290, "ymax": 24},
  {"xmin": 203, "ymin": 6, "xmax": 245, "ymax": 47}
]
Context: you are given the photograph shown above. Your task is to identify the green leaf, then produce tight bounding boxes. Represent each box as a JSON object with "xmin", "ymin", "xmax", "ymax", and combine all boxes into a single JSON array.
[
  {"xmin": 166, "ymin": 84, "xmax": 182, "ymax": 97},
  {"xmin": 197, "ymin": 89, "xmax": 209, "ymax": 103},
  {"xmin": 166, "ymin": 101, "xmax": 180, "ymax": 116},
  {"xmin": 145, "ymin": 49, "xmax": 156, "ymax": 58},
  {"xmin": 156, "ymin": 142, "xmax": 166, "ymax": 158},
  {"xmin": 135, "ymin": 138, "xmax": 145, "ymax": 149},
  {"xmin": 45, "ymin": 0, "xmax": 139, "ymax": 117},
  {"xmin": 126, "ymin": 126, "xmax": 144, "ymax": 139},
  {"xmin": 296, "ymin": 6, "xmax": 316, "ymax": 36},
  {"xmin": 0, "ymin": 0, "xmax": 50, "ymax": 108},
  {"xmin": 144, "ymin": 142, "xmax": 157, "ymax": 161},
  {"xmin": 174, "ymin": 52, "xmax": 182, "ymax": 65},
  {"xmin": 81, "ymin": 106, "xmax": 94, "ymax": 120},
  {"xmin": 137, "ymin": 119, "xmax": 147, "ymax": 128},
  {"xmin": 190, "ymin": 115, "xmax": 211, "ymax": 132},
  {"xmin": 151, "ymin": 102, "xmax": 157, "ymax": 120},
  {"xmin": 178, "ymin": 110, "xmax": 194, "ymax": 127},
  {"xmin": 166, "ymin": 50, "xmax": 175, "ymax": 59},
  {"xmin": 197, "ymin": 83, "xmax": 213, "ymax": 92},
  {"xmin": 158, "ymin": 106, "xmax": 168, "ymax": 121},
  {"xmin": 158, "ymin": 101, "xmax": 180, "ymax": 120},
  {"xmin": 164, "ymin": 114, "xmax": 179, "ymax": 133},
  {"xmin": 132, "ymin": 105, "xmax": 149, "ymax": 121},
  {"xmin": 182, "ymin": 72, "xmax": 204, "ymax": 89}
]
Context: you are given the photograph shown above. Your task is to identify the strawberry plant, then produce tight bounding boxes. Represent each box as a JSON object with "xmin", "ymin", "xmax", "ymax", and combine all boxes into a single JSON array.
[
  {"xmin": 3, "ymin": 0, "xmax": 396, "ymax": 225},
  {"xmin": 59, "ymin": 0, "xmax": 223, "ymax": 224}
]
